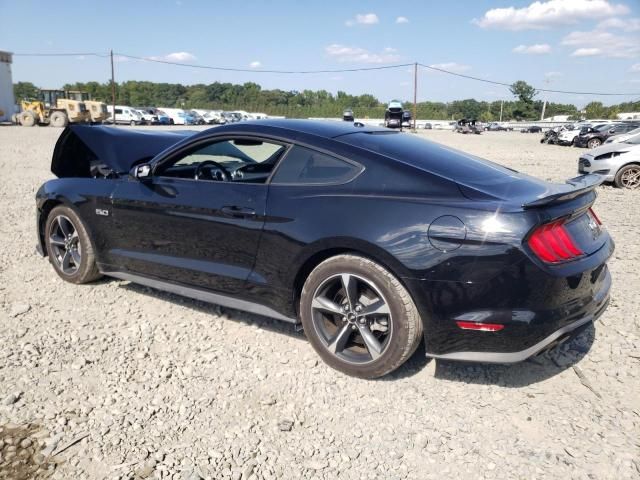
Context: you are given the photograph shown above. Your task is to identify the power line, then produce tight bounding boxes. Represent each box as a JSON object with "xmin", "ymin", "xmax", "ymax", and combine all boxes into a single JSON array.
[
  {"xmin": 418, "ymin": 63, "xmax": 639, "ymax": 96},
  {"xmin": 114, "ymin": 53, "xmax": 415, "ymax": 74},
  {"xmin": 13, "ymin": 52, "xmax": 109, "ymax": 58},
  {"xmin": 11, "ymin": 51, "xmax": 640, "ymax": 96}
]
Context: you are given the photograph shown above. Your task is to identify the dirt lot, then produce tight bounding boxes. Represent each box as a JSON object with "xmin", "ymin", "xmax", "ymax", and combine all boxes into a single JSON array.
[{"xmin": 0, "ymin": 126, "xmax": 638, "ymax": 480}]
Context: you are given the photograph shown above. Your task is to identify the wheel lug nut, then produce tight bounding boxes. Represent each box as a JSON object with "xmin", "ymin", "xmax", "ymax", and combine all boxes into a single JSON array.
[
  {"xmin": 355, "ymin": 305, "xmax": 362, "ymax": 312},
  {"xmin": 351, "ymin": 325, "xmax": 357, "ymax": 330}
]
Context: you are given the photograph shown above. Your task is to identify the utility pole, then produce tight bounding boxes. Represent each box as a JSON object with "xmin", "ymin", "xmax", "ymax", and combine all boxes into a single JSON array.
[
  {"xmin": 412, "ymin": 62, "xmax": 418, "ymax": 130},
  {"xmin": 499, "ymin": 99, "xmax": 504, "ymax": 122},
  {"xmin": 540, "ymin": 78, "xmax": 551, "ymax": 121},
  {"xmin": 110, "ymin": 49, "xmax": 116, "ymax": 125}
]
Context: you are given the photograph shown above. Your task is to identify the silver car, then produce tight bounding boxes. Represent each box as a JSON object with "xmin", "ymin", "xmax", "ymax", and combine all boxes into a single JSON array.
[{"xmin": 578, "ymin": 136, "xmax": 640, "ymax": 189}]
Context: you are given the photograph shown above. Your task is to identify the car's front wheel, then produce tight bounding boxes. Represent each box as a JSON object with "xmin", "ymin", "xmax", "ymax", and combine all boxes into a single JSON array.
[
  {"xmin": 614, "ymin": 164, "xmax": 640, "ymax": 189},
  {"xmin": 300, "ymin": 254, "xmax": 423, "ymax": 378},
  {"xmin": 587, "ymin": 138, "xmax": 602, "ymax": 149},
  {"xmin": 44, "ymin": 205, "xmax": 102, "ymax": 284}
]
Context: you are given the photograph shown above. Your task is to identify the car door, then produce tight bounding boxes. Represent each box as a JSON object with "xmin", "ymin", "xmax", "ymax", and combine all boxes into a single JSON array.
[{"xmin": 107, "ymin": 135, "xmax": 289, "ymax": 295}]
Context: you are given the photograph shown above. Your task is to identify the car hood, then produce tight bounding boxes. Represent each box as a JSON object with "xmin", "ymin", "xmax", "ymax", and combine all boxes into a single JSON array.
[
  {"xmin": 51, "ymin": 125, "xmax": 195, "ymax": 177},
  {"xmin": 582, "ymin": 142, "xmax": 640, "ymax": 158}
]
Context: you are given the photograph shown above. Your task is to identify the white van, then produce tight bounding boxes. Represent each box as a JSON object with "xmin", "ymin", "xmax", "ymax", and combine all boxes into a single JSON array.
[
  {"xmin": 106, "ymin": 105, "xmax": 144, "ymax": 126},
  {"xmin": 158, "ymin": 108, "xmax": 196, "ymax": 125}
]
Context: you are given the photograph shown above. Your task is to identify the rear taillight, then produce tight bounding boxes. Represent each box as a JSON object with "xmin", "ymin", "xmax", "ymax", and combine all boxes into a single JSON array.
[{"xmin": 528, "ymin": 218, "xmax": 583, "ymax": 263}]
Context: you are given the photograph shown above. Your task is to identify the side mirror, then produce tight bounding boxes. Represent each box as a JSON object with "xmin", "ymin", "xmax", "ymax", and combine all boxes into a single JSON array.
[{"xmin": 131, "ymin": 163, "xmax": 152, "ymax": 181}]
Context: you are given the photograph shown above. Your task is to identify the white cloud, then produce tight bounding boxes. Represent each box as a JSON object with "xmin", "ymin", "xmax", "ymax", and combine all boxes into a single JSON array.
[
  {"xmin": 148, "ymin": 52, "xmax": 196, "ymax": 63},
  {"xmin": 544, "ymin": 71, "xmax": 563, "ymax": 78},
  {"xmin": 571, "ymin": 48, "xmax": 602, "ymax": 57},
  {"xmin": 426, "ymin": 62, "xmax": 471, "ymax": 73},
  {"xmin": 396, "ymin": 16, "xmax": 409, "ymax": 24},
  {"xmin": 562, "ymin": 29, "xmax": 640, "ymax": 58},
  {"xmin": 325, "ymin": 44, "xmax": 400, "ymax": 64},
  {"xmin": 345, "ymin": 13, "xmax": 379, "ymax": 26},
  {"xmin": 113, "ymin": 55, "xmax": 129, "ymax": 63},
  {"xmin": 473, "ymin": 0, "xmax": 629, "ymax": 30},
  {"xmin": 630, "ymin": 63, "xmax": 640, "ymax": 72},
  {"xmin": 513, "ymin": 43, "xmax": 551, "ymax": 54},
  {"xmin": 249, "ymin": 61, "xmax": 261, "ymax": 68},
  {"xmin": 597, "ymin": 17, "xmax": 640, "ymax": 31}
]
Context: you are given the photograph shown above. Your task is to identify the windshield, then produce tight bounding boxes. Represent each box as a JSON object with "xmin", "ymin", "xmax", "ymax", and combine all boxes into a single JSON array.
[{"xmin": 624, "ymin": 133, "xmax": 640, "ymax": 144}]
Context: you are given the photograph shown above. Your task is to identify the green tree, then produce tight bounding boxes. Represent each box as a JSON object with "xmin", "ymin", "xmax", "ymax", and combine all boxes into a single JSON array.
[
  {"xmin": 510, "ymin": 80, "xmax": 537, "ymax": 104},
  {"xmin": 13, "ymin": 82, "xmax": 39, "ymax": 101},
  {"xmin": 584, "ymin": 101, "xmax": 608, "ymax": 119}
]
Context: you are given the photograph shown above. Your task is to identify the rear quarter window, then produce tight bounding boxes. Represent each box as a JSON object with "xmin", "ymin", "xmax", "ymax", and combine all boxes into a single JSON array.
[{"xmin": 271, "ymin": 145, "xmax": 362, "ymax": 185}]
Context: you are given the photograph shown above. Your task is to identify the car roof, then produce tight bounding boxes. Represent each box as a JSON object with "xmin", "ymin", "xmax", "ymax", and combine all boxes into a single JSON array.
[{"xmin": 196, "ymin": 119, "xmax": 390, "ymax": 139}]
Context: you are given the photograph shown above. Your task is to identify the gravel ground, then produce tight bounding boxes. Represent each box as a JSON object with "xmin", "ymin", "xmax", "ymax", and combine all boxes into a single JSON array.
[{"xmin": 0, "ymin": 126, "xmax": 638, "ymax": 480}]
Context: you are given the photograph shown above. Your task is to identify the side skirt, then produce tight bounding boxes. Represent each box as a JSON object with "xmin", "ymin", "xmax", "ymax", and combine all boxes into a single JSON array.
[{"xmin": 103, "ymin": 270, "xmax": 298, "ymax": 324}]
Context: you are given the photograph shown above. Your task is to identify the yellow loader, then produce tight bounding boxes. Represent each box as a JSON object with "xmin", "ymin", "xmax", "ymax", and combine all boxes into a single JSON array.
[{"xmin": 17, "ymin": 89, "xmax": 87, "ymax": 127}]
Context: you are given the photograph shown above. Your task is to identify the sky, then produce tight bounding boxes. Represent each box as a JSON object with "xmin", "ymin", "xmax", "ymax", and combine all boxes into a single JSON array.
[{"xmin": 1, "ymin": 0, "xmax": 639, "ymax": 107}]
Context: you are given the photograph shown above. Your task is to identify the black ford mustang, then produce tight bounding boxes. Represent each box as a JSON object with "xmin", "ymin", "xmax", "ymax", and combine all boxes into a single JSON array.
[{"xmin": 36, "ymin": 120, "xmax": 614, "ymax": 378}]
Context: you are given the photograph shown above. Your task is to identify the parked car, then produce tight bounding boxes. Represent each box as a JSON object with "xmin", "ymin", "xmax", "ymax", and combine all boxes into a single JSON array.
[
  {"xmin": 384, "ymin": 101, "xmax": 404, "ymax": 129},
  {"xmin": 579, "ymin": 139, "xmax": 640, "ymax": 189},
  {"xmin": 106, "ymin": 105, "xmax": 144, "ymax": 126},
  {"xmin": 160, "ymin": 108, "xmax": 197, "ymax": 125},
  {"xmin": 402, "ymin": 110, "xmax": 412, "ymax": 127},
  {"xmin": 455, "ymin": 119, "xmax": 481, "ymax": 134},
  {"xmin": 36, "ymin": 120, "xmax": 613, "ymax": 378},
  {"xmin": 189, "ymin": 111, "xmax": 207, "ymax": 125},
  {"xmin": 521, "ymin": 125, "xmax": 542, "ymax": 133},
  {"xmin": 342, "ymin": 108, "xmax": 354, "ymax": 122},
  {"xmin": 136, "ymin": 109, "xmax": 159, "ymax": 125},
  {"xmin": 485, "ymin": 122, "xmax": 507, "ymax": 132},
  {"xmin": 423, "ymin": 123, "xmax": 432, "ymax": 130},
  {"xmin": 575, "ymin": 123, "xmax": 640, "ymax": 149},
  {"xmin": 557, "ymin": 123, "xmax": 592, "ymax": 146},
  {"xmin": 155, "ymin": 110, "xmax": 171, "ymax": 125},
  {"xmin": 605, "ymin": 126, "xmax": 640, "ymax": 144}
]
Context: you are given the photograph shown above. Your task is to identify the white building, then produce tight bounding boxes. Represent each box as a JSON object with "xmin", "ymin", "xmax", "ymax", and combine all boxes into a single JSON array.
[
  {"xmin": 0, "ymin": 51, "xmax": 14, "ymax": 122},
  {"xmin": 543, "ymin": 115, "xmax": 572, "ymax": 122},
  {"xmin": 617, "ymin": 112, "xmax": 640, "ymax": 120}
]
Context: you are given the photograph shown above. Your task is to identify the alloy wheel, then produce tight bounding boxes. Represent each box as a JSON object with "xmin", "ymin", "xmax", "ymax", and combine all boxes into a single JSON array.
[
  {"xmin": 48, "ymin": 215, "xmax": 82, "ymax": 275},
  {"xmin": 311, "ymin": 273, "xmax": 393, "ymax": 364},
  {"xmin": 620, "ymin": 166, "xmax": 640, "ymax": 189}
]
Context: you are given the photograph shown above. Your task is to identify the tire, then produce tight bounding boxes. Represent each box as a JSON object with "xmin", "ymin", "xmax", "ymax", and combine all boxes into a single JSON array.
[
  {"xmin": 10, "ymin": 113, "xmax": 18, "ymax": 124},
  {"xmin": 49, "ymin": 111, "xmax": 68, "ymax": 128},
  {"xmin": 300, "ymin": 254, "xmax": 423, "ymax": 379},
  {"xmin": 44, "ymin": 205, "xmax": 102, "ymax": 284},
  {"xmin": 130, "ymin": 120, "xmax": 136, "ymax": 126},
  {"xmin": 587, "ymin": 138, "xmax": 602, "ymax": 149},
  {"xmin": 19, "ymin": 111, "xmax": 37, "ymax": 127},
  {"xmin": 614, "ymin": 164, "xmax": 640, "ymax": 189}
]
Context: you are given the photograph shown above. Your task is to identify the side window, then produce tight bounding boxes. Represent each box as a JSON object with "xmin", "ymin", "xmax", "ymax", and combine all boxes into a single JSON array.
[
  {"xmin": 271, "ymin": 145, "xmax": 362, "ymax": 185},
  {"xmin": 157, "ymin": 138, "xmax": 287, "ymax": 184}
]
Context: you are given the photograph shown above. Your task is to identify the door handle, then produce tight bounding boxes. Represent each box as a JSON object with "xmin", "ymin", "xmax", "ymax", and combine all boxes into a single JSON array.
[{"xmin": 221, "ymin": 205, "xmax": 256, "ymax": 218}]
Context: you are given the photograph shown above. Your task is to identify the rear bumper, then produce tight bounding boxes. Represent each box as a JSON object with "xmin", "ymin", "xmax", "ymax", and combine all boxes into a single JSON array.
[
  {"xmin": 406, "ymin": 254, "xmax": 613, "ymax": 363},
  {"xmin": 425, "ymin": 296, "xmax": 608, "ymax": 363}
]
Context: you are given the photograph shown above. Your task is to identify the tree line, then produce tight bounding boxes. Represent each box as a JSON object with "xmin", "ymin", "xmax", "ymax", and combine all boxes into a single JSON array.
[{"xmin": 13, "ymin": 80, "xmax": 639, "ymax": 121}]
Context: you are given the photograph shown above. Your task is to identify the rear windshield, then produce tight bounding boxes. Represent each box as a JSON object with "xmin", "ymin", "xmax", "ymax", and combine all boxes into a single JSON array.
[{"xmin": 337, "ymin": 131, "xmax": 522, "ymax": 188}]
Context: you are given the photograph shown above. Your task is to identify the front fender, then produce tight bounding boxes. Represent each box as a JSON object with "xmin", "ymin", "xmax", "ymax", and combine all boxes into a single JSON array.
[{"xmin": 35, "ymin": 178, "xmax": 118, "ymax": 260}]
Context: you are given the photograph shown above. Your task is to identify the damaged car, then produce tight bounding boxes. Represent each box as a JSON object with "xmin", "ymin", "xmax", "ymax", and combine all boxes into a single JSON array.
[{"xmin": 36, "ymin": 120, "xmax": 614, "ymax": 378}]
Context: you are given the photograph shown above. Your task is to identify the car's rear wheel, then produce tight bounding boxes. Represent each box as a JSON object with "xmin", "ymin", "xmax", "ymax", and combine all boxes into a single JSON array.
[
  {"xmin": 614, "ymin": 164, "xmax": 640, "ymax": 189},
  {"xmin": 587, "ymin": 138, "xmax": 602, "ymax": 149},
  {"xmin": 300, "ymin": 254, "xmax": 423, "ymax": 378},
  {"xmin": 44, "ymin": 205, "xmax": 102, "ymax": 284}
]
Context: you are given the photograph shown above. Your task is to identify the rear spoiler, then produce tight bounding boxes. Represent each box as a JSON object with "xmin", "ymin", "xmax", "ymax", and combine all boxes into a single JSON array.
[{"xmin": 522, "ymin": 174, "xmax": 604, "ymax": 209}]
